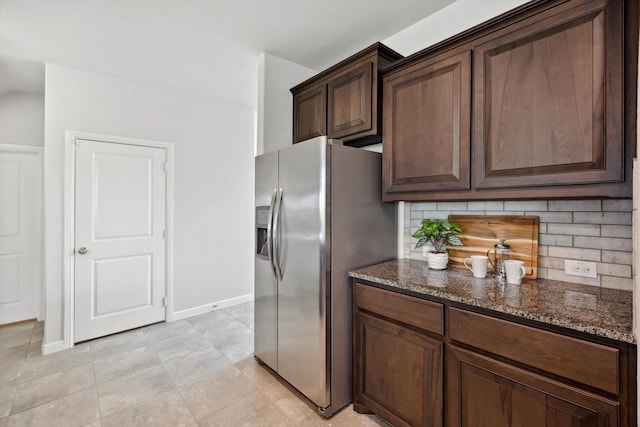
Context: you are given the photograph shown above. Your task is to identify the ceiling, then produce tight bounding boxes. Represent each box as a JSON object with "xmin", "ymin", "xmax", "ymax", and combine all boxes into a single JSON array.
[{"xmin": 0, "ymin": 0, "xmax": 456, "ymax": 104}]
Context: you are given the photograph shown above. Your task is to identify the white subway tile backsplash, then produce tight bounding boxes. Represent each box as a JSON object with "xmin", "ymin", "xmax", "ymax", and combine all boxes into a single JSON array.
[
  {"xmin": 411, "ymin": 202, "xmax": 437, "ymax": 211},
  {"xmin": 410, "ymin": 219, "xmax": 425, "ymax": 228},
  {"xmin": 601, "ymin": 276, "xmax": 634, "ymax": 291},
  {"xmin": 573, "ymin": 236, "xmax": 632, "ymax": 252},
  {"xmin": 548, "ymin": 200, "xmax": 601, "ymax": 211},
  {"xmin": 598, "ymin": 263, "xmax": 632, "ymax": 278},
  {"xmin": 436, "ymin": 202, "xmax": 468, "ymax": 211},
  {"xmin": 539, "ymin": 234, "xmax": 573, "ymax": 247},
  {"xmin": 546, "ymin": 223, "xmax": 600, "ymax": 236},
  {"xmin": 548, "ymin": 246, "xmax": 601, "ymax": 261},
  {"xmin": 504, "ymin": 200, "xmax": 548, "ymax": 211},
  {"xmin": 485, "ymin": 211, "xmax": 525, "ymax": 216},
  {"xmin": 411, "ymin": 211, "xmax": 427, "ymax": 219},
  {"xmin": 601, "ymin": 225, "xmax": 632, "ymax": 238},
  {"xmin": 527, "ymin": 212, "xmax": 573, "ymax": 223},
  {"xmin": 467, "ymin": 201, "xmax": 504, "ymax": 211},
  {"xmin": 573, "ymin": 212, "xmax": 632, "ymax": 225},
  {"xmin": 406, "ymin": 198, "xmax": 632, "ymax": 289},
  {"xmin": 538, "ymin": 257, "xmax": 565, "ymax": 269},
  {"xmin": 416, "ymin": 211, "xmax": 448, "ymax": 220},
  {"xmin": 603, "ymin": 199, "xmax": 633, "ymax": 212},
  {"xmin": 451, "ymin": 211, "xmax": 475, "ymax": 217},
  {"xmin": 602, "ymin": 250, "xmax": 633, "ymax": 265}
]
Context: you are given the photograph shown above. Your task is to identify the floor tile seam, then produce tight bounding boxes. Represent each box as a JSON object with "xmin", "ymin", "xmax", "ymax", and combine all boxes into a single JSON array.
[
  {"xmin": 201, "ymin": 336, "xmax": 237, "ymax": 367},
  {"xmin": 0, "ymin": 322, "xmax": 35, "ymax": 336},
  {"xmin": 28, "ymin": 323, "xmax": 39, "ymax": 343},
  {"xmin": 95, "ymin": 369, "xmax": 176, "ymax": 419},
  {"xmin": 88, "ymin": 346, "xmax": 105, "ymax": 424},
  {"xmin": 158, "ymin": 347, "xmax": 202, "ymax": 393},
  {"xmin": 187, "ymin": 387, "xmax": 266, "ymax": 424},
  {"xmin": 9, "ymin": 374, "xmax": 96, "ymax": 417},
  {"xmin": 158, "ymin": 349, "xmax": 223, "ymax": 390},
  {"xmin": 173, "ymin": 378, "xmax": 209, "ymax": 425},
  {"xmin": 93, "ymin": 347, "xmax": 168, "ymax": 390},
  {"xmin": 142, "ymin": 323, "xmax": 196, "ymax": 344},
  {"xmin": 6, "ymin": 380, "xmax": 18, "ymax": 421},
  {"xmin": 91, "ymin": 340, "xmax": 162, "ymax": 373},
  {"xmin": 98, "ymin": 387, "xmax": 192, "ymax": 426},
  {"xmin": 17, "ymin": 356, "xmax": 95, "ymax": 386},
  {"xmin": 12, "ymin": 386, "xmax": 104, "ymax": 426},
  {"xmin": 146, "ymin": 327, "xmax": 212, "ymax": 362},
  {"xmin": 89, "ymin": 386, "xmax": 103, "ymax": 425}
]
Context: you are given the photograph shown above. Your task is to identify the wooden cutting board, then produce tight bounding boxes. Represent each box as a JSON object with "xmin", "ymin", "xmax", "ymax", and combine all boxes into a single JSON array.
[{"xmin": 447, "ymin": 215, "xmax": 539, "ymax": 279}]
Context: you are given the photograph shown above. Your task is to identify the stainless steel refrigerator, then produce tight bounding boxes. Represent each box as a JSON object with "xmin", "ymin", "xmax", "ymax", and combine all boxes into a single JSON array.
[{"xmin": 254, "ymin": 136, "xmax": 397, "ymax": 417}]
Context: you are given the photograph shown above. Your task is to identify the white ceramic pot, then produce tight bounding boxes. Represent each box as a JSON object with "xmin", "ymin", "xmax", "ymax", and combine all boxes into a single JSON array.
[{"xmin": 427, "ymin": 252, "xmax": 449, "ymax": 270}]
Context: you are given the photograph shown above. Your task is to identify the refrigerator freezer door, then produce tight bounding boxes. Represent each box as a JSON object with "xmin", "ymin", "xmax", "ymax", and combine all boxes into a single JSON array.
[
  {"xmin": 254, "ymin": 151, "xmax": 279, "ymax": 371},
  {"xmin": 276, "ymin": 137, "xmax": 330, "ymax": 408}
]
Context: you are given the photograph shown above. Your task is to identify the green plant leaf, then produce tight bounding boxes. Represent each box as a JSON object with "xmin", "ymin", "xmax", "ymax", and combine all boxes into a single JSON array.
[
  {"xmin": 447, "ymin": 235, "xmax": 464, "ymax": 246},
  {"xmin": 412, "ymin": 218, "xmax": 464, "ymax": 250}
]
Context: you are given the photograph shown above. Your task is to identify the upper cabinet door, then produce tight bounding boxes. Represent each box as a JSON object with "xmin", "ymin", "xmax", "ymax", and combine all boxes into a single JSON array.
[
  {"xmin": 473, "ymin": 0, "xmax": 623, "ymax": 189},
  {"xmin": 293, "ymin": 85, "xmax": 327, "ymax": 144},
  {"xmin": 327, "ymin": 62, "xmax": 373, "ymax": 139},
  {"xmin": 383, "ymin": 50, "xmax": 471, "ymax": 198},
  {"xmin": 291, "ymin": 43, "xmax": 403, "ymax": 146}
]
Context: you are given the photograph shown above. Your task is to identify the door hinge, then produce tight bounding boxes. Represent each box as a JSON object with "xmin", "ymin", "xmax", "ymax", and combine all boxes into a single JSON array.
[
  {"xmin": 162, "ymin": 297, "xmax": 168, "ymax": 307},
  {"xmin": 163, "ymin": 162, "xmax": 168, "ymax": 172},
  {"xmin": 162, "ymin": 229, "xmax": 167, "ymax": 239}
]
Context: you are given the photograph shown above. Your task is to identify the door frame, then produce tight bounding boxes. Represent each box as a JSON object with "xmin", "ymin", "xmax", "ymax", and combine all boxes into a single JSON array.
[
  {"xmin": 0, "ymin": 143, "xmax": 44, "ymax": 322},
  {"xmin": 63, "ymin": 130, "xmax": 174, "ymax": 348}
]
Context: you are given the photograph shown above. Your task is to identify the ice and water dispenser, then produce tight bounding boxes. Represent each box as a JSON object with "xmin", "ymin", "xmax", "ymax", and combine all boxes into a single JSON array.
[{"xmin": 256, "ymin": 206, "xmax": 269, "ymax": 258}]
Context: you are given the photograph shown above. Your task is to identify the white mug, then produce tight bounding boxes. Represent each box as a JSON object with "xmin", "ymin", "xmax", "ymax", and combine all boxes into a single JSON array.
[
  {"xmin": 463, "ymin": 255, "xmax": 489, "ymax": 279},
  {"xmin": 504, "ymin": 260, "xmax": 526, "ymax": 285}
]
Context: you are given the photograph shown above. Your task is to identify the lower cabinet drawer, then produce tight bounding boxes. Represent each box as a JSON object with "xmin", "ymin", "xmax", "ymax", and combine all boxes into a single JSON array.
[
  {"xmin": 448, "ymin": 307, "xmax": 620, "ymax": 395},
  {"xmin": 354, "ymin": 282, "xmax": 443, "ymax": 336}
]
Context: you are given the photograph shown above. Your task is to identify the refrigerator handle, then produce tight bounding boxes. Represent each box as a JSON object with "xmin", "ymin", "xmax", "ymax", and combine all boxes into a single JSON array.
[
  {"xmin": 272, "ymin": 187, "xmax": 284, "ymax": 281},
  {"xmin": 266, "ymin": 188, "xmax": 278, "ymax": 278}
]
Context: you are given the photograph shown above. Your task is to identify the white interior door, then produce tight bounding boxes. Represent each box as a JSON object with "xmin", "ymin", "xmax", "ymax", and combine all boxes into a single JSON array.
[
  {"xmin": 0, "ymin": 146, "xmax": 42, "ymax": 325},
  {"xmin": 74, "ymin": 139, "xmax": 166, "ymax": 342}
]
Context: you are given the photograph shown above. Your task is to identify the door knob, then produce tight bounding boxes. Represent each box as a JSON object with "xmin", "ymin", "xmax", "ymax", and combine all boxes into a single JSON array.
[{"xmin": 77, "ymin": 247, "xmax": 88, "ymax": 254}]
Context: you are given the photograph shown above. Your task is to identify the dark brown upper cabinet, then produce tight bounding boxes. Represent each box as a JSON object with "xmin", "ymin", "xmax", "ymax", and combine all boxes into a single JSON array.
[
  {"xmin": 293, "ymin": 85, "xmax": 326, "ymax": 143},
  {"xmin": 381, "ymin": 0, "xmax": 637, "ymax": 201},
  {"xmin": 291, "ymin": 42, "xmax": 403, "ymax": 146},
  {"xmin": 327, "ymin": 62, "xmax": 372, "ymax": 139},
  {"xmin": 383, "ymin": 50, "xmax": 471, "ymax": 196},
  {"xmin": 473, "ymin": 0, "xmax": 622, "ymax": 190}
]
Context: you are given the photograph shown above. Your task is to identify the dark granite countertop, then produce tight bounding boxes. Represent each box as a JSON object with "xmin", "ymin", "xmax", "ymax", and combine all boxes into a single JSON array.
[{"xmin": 349, "ymin": 259, "xmax": 635, "ymax": 344}]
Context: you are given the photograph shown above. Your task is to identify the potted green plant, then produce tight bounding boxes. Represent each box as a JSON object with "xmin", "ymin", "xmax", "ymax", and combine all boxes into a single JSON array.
[{"xmin": 412, "ymin": 218, "xmax": 463, "ymax": 269}]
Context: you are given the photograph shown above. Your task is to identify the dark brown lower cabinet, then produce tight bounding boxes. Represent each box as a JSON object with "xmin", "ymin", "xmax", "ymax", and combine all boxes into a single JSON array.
[
  {"xmin": 354, "ymin": 283, "xmax": 443, "ymax": 427},
  {"xmin": 352, "ymin": 281, "xmax": 635, "ymax": 427},
  {"xmin": 447, "ymin": 345, "xmax": 619, "ymax": 427}
]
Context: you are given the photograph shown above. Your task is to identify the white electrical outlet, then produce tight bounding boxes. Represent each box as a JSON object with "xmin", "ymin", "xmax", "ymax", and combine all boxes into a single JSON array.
[{"xmin": 564, "ymin": 260, "xmax": 597, "ymax": 278}]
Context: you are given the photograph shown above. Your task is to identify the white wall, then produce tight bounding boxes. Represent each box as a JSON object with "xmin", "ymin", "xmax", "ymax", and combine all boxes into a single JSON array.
[
  {"xmin": 257, "ymin": 53, "xmax": 316, "ymax": 155},
  {"xmin": 43, "ymin": 64, "xmax": 255, "ymax": 347},
  {"xmin": 0, "ymin": 92, "xmax": 44, "ymax": 146},
  {"xmin": 382, "ymin": 0, "xmax": 530, "ymax": 56}
]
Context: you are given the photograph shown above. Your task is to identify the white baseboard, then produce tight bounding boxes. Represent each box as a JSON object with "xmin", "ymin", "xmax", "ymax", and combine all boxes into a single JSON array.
[
  {"xmin": 171, "ymin": 293, "xmax": 254, "ymax": 321},
  {"xmin": 42, "ymin": 340, "xmax": 69, "ymax": 355}
]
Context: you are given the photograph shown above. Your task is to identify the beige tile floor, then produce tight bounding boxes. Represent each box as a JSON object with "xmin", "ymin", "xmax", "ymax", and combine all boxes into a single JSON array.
[{"xmin": 0, "ymin": 302, "xmax": 388, "ymax": 426}]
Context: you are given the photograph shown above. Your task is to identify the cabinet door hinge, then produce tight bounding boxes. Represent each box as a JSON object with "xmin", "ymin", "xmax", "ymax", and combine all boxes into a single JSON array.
[{"xmin": 162, "ymin": 297, "xmax": 168, "ymax": 307}]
